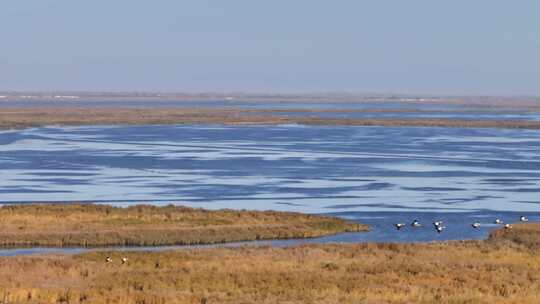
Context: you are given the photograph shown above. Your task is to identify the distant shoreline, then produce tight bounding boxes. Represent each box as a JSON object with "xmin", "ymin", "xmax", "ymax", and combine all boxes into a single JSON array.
[
  {"xmin": 1, "ymin": 92, "xmax": 539, "ymax": 106},
  {"xmin": 2, "ymin": 107, "xmax": 540, "ymax": 130}
]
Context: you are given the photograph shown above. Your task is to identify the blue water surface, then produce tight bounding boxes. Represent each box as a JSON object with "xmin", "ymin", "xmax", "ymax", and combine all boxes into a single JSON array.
[{"xmin": 1, "ymin": 124, "xmax": 539, "ymax": 248}]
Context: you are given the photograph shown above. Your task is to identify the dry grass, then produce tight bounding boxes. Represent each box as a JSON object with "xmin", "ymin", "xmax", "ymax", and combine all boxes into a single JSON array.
[
  {"xmin": 0, "ymin": 204, "xmax": 366, "ymax": 247},
  {"xmin": 297, "ymin": 117, "xmax": 540, "ymax": 129},
  {"xmin": 0, "ymin": 108, "xmax": 288, "ymax": 129},
  {"xmin": 0, "ymin": 224, "xmax": 538, "ymax": 303},
  {"xmin": 2, "ymin": 107, "xmax": 540, "ymax": 130},
  {"xmin": 489, "ymin": 222, "xmax": 540, "ymax": 250}
]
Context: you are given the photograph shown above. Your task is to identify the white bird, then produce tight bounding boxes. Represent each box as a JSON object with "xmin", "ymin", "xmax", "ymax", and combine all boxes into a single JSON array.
[
  {"xmin": 494, "ymin": 219, "xmax": 503, "ymax": 224},
  {"xmin": 121, "ymin": 257, "xmax": 128, "ymax": 264},
  {"xmin": 106, "ymin": 257, "xmax": 112, "ymax": 263},
  {"xmin": 504, "ymin": 224, "xmax": 512, "ymax": 229},
  {"xmin": 411, "ymin": 220, "xmax": 422, "ymax": 228},
  {"xmin": 395, "ymin": 223, "xmax": 406, "ymax": 230},
  {"xmin": 520, "ymin": 216, "xmax": 529, "ymax": 222},
  {"xmin": 435, "ymin": 226, "xmax": 445, "ymax": 233},
  {"xmin": 433, "ymin": 221, "xmax": 443, "ymax": 228},
  {"xmin": 471, "ymin": 222, "xmax": 481, "ymax": 229}
]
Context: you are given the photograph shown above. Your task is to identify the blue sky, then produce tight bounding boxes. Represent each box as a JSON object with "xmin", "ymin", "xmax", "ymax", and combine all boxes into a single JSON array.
[{"xmin": 1, "ymin": 0, "xmax": 539, "ymax": 94}]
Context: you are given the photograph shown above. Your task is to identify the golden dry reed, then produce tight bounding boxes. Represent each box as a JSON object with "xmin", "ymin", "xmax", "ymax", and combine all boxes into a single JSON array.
[{"xmin": 0, "ymin": 204, "xmax": 366, "ymax": 247}]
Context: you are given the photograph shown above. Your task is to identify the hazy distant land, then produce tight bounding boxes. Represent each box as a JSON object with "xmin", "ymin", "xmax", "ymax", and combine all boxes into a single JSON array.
[
  {"xmin": 2, "ymin": 92, "xmax": 540, "ymax": 130},
  {"xmin": 1, "ymin": 91, "xmax": 540, "ymax": 108}
]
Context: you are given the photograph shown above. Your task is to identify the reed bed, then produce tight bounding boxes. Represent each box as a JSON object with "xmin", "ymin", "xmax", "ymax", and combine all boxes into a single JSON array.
[{"xmin": 0, "ymin": 204, "xmax": 366, "ymax": 247}]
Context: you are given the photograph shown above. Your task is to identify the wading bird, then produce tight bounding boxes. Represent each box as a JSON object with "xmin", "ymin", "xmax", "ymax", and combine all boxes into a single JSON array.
[
  {"xmin": 411, "ymin": 220, "xmax": 422, "ymax": 228},
  {"xmin": 435, "ymin": 225, "xmax": 445, "ymax": 233}
]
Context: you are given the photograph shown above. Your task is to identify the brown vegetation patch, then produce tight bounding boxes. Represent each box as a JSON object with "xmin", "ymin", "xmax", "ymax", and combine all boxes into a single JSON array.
[
  {"xmin": 0, "ymin": 204, "xmax": 366, "ymax": 247},
  {"xmin": 0, "ymin": 108, "xmax": 288, "ymax": 129},
  {"xmin": 297, "ymin": 117, "xmax": 540, "ymax": 129},
  {"xmin": 0, "ymin": 224, "xmax": 538, "ymax": 303},
  {"xmin": 2, "ymin": 107, "xmax": 540, "ymax": 130},
  {"xmin": 488, "ymin": 222, "xmax": 540, "ymax": 250}
]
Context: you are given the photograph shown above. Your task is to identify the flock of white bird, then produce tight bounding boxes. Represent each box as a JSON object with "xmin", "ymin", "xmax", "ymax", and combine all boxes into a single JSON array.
[{"xmin": 394, "ymin": 216, "xmax": 529, "ymax": 233}]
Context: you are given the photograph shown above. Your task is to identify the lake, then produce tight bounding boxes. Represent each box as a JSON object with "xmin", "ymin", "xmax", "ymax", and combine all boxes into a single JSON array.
[{"xmin": 1, "ymin": 124, "xmax": 540, "ymax": 245}]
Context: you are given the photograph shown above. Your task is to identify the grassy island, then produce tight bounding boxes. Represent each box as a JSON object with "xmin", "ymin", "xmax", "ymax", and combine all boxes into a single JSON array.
[
  {"xmin": 0, "ymin": 223, "xmax": 537, "ymax": 303},
  {"xmin": 0, "ymin": 204, "xmax": 367, "ymax": 247},
  {"xmin": 2, "ymin": 107, "xmax": 540, "ymax": 130}
]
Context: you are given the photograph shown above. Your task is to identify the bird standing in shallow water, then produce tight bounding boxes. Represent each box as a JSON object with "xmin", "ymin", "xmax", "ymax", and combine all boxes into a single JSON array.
[
  {"xmin": 435, "ymin": 225, "xmax": 445, "ymax": 233},
  {"xmin": 411, "ymin": 220, "xmax": 422, "ymax": 228}
]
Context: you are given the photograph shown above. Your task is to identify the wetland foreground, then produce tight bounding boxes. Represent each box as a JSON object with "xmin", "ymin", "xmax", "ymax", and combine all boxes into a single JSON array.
[{"xmin": 0, "ymin": 223, "xmax": 538, "ymax": 303}]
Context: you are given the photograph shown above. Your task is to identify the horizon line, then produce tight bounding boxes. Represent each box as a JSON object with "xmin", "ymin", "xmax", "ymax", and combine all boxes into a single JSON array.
[{"xmin": 1, "ymin": 90, "xmax": 539, "ymax": 99}]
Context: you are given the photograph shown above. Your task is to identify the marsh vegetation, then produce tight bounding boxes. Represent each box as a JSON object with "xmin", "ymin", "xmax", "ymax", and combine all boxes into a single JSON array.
[{"xmin": 0, "ymin": 204, "xmax": 366, "ymax": 247}]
